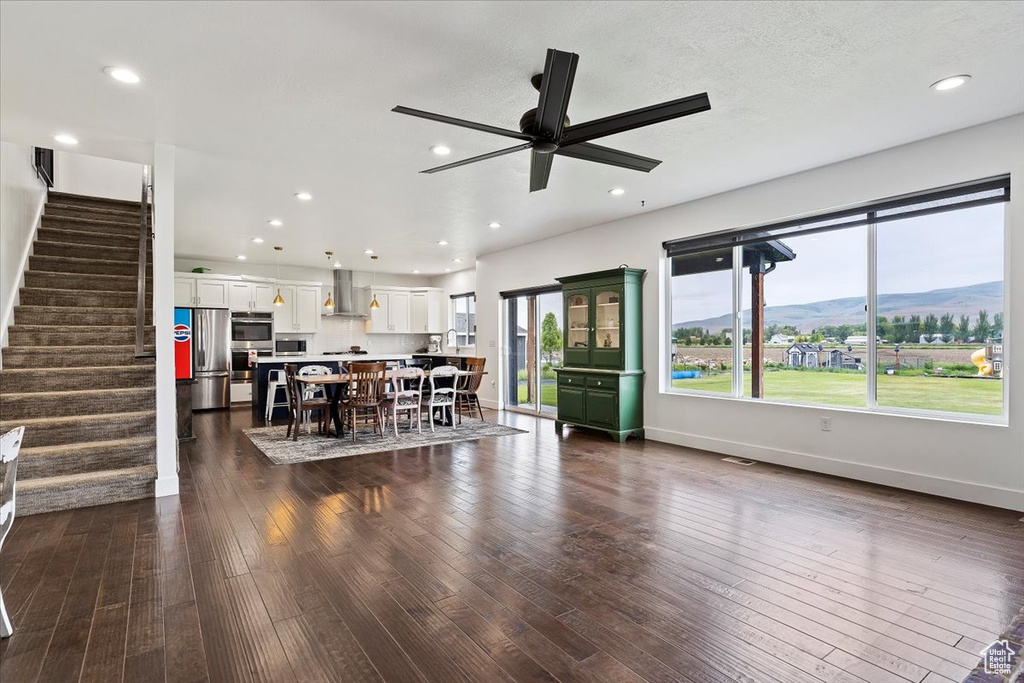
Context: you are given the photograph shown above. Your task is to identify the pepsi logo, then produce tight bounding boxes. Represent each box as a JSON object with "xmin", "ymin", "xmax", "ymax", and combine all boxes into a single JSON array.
[{"xmin": 173, "ymin": 324, "xmax": 191, "ymax": 342}]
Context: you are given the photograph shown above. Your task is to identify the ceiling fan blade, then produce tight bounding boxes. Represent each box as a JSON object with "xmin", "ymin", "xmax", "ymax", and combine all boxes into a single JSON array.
[
  {"xmin": 393, "ymin": 106, "xmax": 532, "ymax": 141},
  {"xmin": 555, "ymin": 142, "xmax": 661, "ymax": 172},
  {"xmin": 420, "ymin": 143, "xmax": 532, "ymax": 174},
  {"xmin": 530, "ymin": 150, "xmax": 554, "ymax": 192},
  {"xmin": 535, "ymin": 49, "xmax": 579, "ymax": 140},
  {"xmin": 558, "ymin": 93, "xmax": 710, "ymax": 146}
]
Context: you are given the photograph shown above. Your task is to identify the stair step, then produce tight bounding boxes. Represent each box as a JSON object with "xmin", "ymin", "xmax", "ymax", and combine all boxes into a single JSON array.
[
  {"xmin": 47, "ymin": 191, "xmax": 145, "ymax": 212},
  {"xmin": 37, "ymin": 226, "xmax": 146, "ymax": 249},
  {"xmin": 18, "ymin": 287, "xmax": 151, "ymax": 308},
  {"xmin": 12, "ymin": 305, "xmax": 151, "ymax": 326},
  {"xmin": 15, "ymin": 465, "xmax": 157, "ymax": 516},
  {"xmin": 33, "ymin": 240, "xmax": 144, "ymax": 262},
  {"xmin": 29, "ymin": 254, "xmax": 151, "ymax": 277},
  {"xmin": 7, "ymin": 325, "xmax": 156, "ymax": 347},
  {"xmin": 0, "ymin": 365, "xmax": 155, "ymax": 393},
  {"xmin": 0, "ymin": 386, "xmax": 154, "ymax": 421},
  {"xmin": 18, "ymin": 437, "xmax": 155, "ymax": 479},
  {"xmin": 1, "ymin": 345, "xmax": 155, "ymax": 368},
  {"xmin": 1, "ymin": 411, "xmax": 155, "ymax": 448},
  {"xmin": 41, "ymin": 214, "xmax": 142, "ymax": 236},
  {"xmin": 44, "ymin": 202, "xmax": 141, "ymax": 224},
  {"xmin": 24, "ymin": 270, "xmax": 152, "ymax": 293}
]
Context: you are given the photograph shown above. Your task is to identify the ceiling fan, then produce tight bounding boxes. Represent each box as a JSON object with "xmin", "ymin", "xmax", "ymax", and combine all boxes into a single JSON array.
[{"xmin": 393, "ymin": 48, "xmax": 710, "ymax": 192}]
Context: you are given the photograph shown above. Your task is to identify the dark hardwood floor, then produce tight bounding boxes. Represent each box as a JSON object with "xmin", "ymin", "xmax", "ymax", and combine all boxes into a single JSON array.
[{"xmin": 1, "ymin": 407, "xmax": 1021, "ymax": 683}]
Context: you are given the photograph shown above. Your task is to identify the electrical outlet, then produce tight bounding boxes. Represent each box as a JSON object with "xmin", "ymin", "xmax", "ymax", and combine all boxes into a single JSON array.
[{"xmin": 820, "ymin": 417, "xmax": 831, "ymax": 432}]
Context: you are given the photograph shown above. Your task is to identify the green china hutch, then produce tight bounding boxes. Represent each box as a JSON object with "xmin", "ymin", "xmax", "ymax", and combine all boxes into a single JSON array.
[{"xmin": 553, "ymin": 267, "xmax": 645, "ymax": 441}]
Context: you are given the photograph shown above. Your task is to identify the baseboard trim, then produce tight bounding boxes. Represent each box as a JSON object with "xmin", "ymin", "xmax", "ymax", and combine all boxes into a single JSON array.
[
  {"xmin": 481, "ymin": 398, "xmax": 500, "ymax": 410},
  {"xmin": 155, "ymin": 476, "xmax": 180, "ymax": 498},
  {"xmin": 645, "ymin": 427, "xmax": 1024, "ymax": 512}
]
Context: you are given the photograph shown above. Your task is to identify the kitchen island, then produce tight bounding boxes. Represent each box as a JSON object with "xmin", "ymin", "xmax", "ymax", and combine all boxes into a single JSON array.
[{"xmin": 251, "ymin": 353, "xmax": 413, "ymax": 422}]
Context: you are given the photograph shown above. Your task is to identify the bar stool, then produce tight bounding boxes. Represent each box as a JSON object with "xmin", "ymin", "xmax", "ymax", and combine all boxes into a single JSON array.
[{"xmin": 265, "ymin": 369, "xmax": 289, "ymax": 423}]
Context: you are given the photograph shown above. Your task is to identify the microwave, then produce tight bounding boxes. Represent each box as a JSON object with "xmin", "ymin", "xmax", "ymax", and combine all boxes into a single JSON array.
[{"xmin": 275, "ymin": 339, "xmax": 307, "ymax": 356}]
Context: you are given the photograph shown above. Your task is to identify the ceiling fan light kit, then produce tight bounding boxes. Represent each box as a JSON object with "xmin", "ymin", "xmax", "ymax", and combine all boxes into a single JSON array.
[{"xmin": 394, "ymin": 48, "xmax": 711, "ymax": 192}]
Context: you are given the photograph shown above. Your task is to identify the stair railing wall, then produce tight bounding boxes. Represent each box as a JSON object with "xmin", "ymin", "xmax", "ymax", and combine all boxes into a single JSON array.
[{"xmin": 135, "ymin": 165, "xmax": 154, "ymax": 358}]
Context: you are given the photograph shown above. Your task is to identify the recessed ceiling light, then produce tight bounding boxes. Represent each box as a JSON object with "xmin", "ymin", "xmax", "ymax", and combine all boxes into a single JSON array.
[
  {"xmin": 363, "ymin": 249, "xmax": 374, "ymax": 255},
  {"xmin": 236, "ymin": 254, "xmax": 247, "ymax": 260},
  {"xmin": 104, "ymin": 66, "xmax": 141, "ymax": 84},
  {"xmin": 53, "ymin": 133, "xmax": 79, "ymax": 145},
  {"xmin": 452, "ymin": 258, "xmax": 463, "ymax": 263},
  {"xmin": 294, "ymin": 192, "xmax": 312, "ymax": 201},
  {"xmin": 251, "ymin": 237, "xmax": 264, "ymax": 244},
  {"xmin": 412, "ymin": 269, "xmax": 420, "ymax": 274},
  {"xmin": 430, "ymin": 145, "xmax": 451, "ymax": 156},
  {"xmin": 930, "ymin": 74, "xmax": 971, "ymax": 91},
  {"xmin": 334, "ymin": 261, "xmax": 341, "ymax": 268},
  {"xmin": 488, "ymin": 222, "xmax": 501, "ymax": 229},
  {"xmin": 437, "ymin": 240, "xmax": 448, "ymax": 246},
  {"xmin": 268, "ymin": 219, "xmax": 283, "ymax": 227},
  {"xmin": 444, "ymin": 268, "xmax": 452, "ymax": 272},
  {"xmin": 608, "ymin": 188, "xmax": 626, "ymax": 196}
]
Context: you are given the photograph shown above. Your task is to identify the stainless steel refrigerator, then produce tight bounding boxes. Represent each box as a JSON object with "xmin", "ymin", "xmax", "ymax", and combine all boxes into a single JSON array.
[{"xmin": 192, "ymin": 307, "xmax": 231, "ymax": 410}]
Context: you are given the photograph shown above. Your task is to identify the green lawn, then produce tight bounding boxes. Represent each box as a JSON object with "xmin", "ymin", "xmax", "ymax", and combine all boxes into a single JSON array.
[
  {"xmin": 516, "ymin": 382, "xmax": 557, "ymax": 407},
  {"xmin": 671, "ymin": 370, "xmax": 1002, "ymax": 415}
]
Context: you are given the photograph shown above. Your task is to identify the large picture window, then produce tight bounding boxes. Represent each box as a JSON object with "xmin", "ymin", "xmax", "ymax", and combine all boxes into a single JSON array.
[{"xmin": 665, "ymin": 176, "xmax": 1008, "ymax": 420}]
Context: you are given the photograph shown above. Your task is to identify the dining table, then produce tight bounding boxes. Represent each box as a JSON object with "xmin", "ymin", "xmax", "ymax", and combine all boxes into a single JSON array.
[{"xmin": 292, "ymin": 369, "xmax": 487, "ymax": 441}]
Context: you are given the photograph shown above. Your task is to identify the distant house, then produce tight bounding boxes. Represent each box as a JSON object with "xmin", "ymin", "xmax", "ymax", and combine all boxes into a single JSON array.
[
  {"xmin": 786, "ymin": 344, "xmax": 862, "ymax": 370},
  {"xmin": 769, "ymin": 334, "xmax": 795, "ymax": 345},
  {"xmin": 918, "ymin": 334, "xmax": 949, "ymax": 345},
  {"xmin": 844, "ymin": 335, "xmax": 882, "ymax": 346}
]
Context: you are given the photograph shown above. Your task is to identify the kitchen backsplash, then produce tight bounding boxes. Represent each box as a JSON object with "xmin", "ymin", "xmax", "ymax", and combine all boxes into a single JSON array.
[{"xmin": 276, "ymin": 316, "xmax": 430, "ymax": 355}]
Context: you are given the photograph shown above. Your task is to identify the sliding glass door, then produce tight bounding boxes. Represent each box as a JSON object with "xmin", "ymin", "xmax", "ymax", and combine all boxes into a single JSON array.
[{"xmin": 504, "ymin": 289, "xmax": 562, "ymax": 416}]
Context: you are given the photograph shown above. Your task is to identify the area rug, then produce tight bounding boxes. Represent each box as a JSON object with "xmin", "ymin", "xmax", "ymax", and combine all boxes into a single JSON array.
[{"xmin": 243, "ymin": 418, "xmax": 528, "ymax": 465}]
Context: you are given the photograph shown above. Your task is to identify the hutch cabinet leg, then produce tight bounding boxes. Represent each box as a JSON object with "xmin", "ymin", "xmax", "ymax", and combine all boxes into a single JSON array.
[
  {"xmin": 555, "ymin": 421, "xmax": 564, "ymax": 435},
  {"xmin": 609, "ymin": 430, "xmax": 628, "ymax": 443}
]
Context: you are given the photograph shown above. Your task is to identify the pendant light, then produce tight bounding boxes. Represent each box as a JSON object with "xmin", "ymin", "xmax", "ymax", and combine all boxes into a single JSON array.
[
  {"xmin": 272, "ymin": 246, "xmax": 285, "ymax": 306},
  {"xmin": 369, "ymin": 255, "xmax": 380, "ymax": 309},
  {"xmin": 323, "ymin": 251, "xmax": 335, "ymax": 309}
]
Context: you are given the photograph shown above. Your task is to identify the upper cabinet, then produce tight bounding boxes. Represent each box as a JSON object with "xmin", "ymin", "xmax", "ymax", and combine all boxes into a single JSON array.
[
  {"xmin": 366, "ymin": 287, "xmax": 444, "ymax": 334},
  {"xmin": 558, "ymin": 268, "xmax": 644, "ymax": 371},
  {"xmin": 228, "ymin": 281, "xmax": 276, "ymax": 312},
  {"xmin": 410, "ymin": 290, "xmax": 445, "ymax": 333},
  {"xmin": 195, "ymin": 279, "xmax": 229, "ymax": 308},
  {"xmin": 174, "ymin": 277, "xmax": 197, "ymax": 307}
]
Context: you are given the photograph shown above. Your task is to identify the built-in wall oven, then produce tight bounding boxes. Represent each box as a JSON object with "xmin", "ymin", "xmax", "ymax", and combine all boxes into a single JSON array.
[{"xmin": 231, "ymin": 311, "xmax": 274, "ymax": 381}]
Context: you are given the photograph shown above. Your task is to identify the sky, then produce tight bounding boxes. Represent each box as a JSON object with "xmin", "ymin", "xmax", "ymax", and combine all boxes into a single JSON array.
[{"xmin": 673, "ymin": 202, "xmax": 1005, "ymax": 322}]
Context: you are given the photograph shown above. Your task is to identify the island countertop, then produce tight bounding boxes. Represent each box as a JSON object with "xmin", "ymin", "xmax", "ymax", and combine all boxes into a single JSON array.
[{"xmin": 253, "ymin": 353, "xmax": 414, "ymax": 364}]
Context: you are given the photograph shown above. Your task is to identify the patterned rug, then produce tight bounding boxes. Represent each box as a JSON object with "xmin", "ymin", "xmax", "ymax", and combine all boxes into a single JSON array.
[{"xmin": 243, "ymin": 418, "xmax": 527, "ymax": 465}]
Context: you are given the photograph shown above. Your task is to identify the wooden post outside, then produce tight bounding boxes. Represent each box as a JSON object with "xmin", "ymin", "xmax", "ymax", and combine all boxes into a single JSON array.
[
  {"xmin": 751, "ymin": 270, "xmax": 765, "ymax": 398},
  {"xmin": 526, "ymin": 296, "xmax": 537, "ymax": 405}
]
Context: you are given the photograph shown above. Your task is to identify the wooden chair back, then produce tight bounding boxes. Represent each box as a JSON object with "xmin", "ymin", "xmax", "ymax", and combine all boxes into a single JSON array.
[
  {"xmin": 346, "ymin": 362, "xmax": 387, "ymax": 407},
  {"xmin": 459, "ymin": 357, "xmax": 486, "ymax": 393},
  {"xmin": 283, "ymin": 363, "xmax": 299, "ymax": 414}
]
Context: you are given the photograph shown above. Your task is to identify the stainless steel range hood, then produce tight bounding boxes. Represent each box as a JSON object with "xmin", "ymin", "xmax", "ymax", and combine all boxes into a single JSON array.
[{"xmin": 325, "ymin": 269, "xmax": 367, "ymax": 317}]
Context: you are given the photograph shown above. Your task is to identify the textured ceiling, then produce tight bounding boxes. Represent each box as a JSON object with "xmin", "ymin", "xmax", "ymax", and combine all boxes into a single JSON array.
[{"xmin": 2, "ymin": 1, "xmax": 1022, "ymax": 273}]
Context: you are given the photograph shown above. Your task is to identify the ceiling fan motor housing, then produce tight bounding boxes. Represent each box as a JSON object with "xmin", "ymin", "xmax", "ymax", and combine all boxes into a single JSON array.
[{"xmin": 519, "ymin": 107, "xmax": 568, "ymax": 153}]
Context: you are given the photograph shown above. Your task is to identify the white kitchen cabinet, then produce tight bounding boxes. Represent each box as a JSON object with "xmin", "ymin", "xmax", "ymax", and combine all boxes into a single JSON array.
[
  {"xmin": 388, "ymin": 291, "xmax": 410, "ymax": 333},
  {"xmin": 294, "ymin": 285, "xmax": 321, "ymax": 332},
  {"xmin": 410, "ymin": 290, "xmax": 446, "ymax": 333},
  {"xmin": 410, "ymin": 292, "xmax": 428, "ymax": 332},
  {"xmin": 252, "ymin": 283, "xmax": 275, "ymax": 311},
  {"xmin": 228, "ymin": 282, "xmax": 253, "ymax": 311},
  {"xmin": 273, "ymin": 285, "xmax": 296, "ymax": 331},
  {"xmin": 196, "ymin": 279, "xmax": 229, "ymax": 308},
  {"xmin": 174, "ymin": 276, "xmax": 196, "ymax": 307}
]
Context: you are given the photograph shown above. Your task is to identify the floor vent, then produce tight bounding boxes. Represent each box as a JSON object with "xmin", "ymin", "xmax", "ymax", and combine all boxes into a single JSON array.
[{"xmin": 722, "ymin": 457, "xmax": 758, "ymax": 466}]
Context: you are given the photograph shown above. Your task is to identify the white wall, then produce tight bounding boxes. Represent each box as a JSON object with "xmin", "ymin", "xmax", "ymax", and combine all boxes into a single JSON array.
[
  {"xmin": 475, "ymin": 115, "xmax": 1024, "ymax": 511},
  {"xmin": 430, "ymin": 269, "xmax": 477, "ymax": 353},
  {"xmin": 0, "ymin": 140, "xmax": 47, "ymax": 357},
  {"xmin": 153, "ymin": 144, "xmax": 178, "ymax": 498},
  {"xmin": 54, "ymin": 150, "xmax": 144, "ymax": 202}
]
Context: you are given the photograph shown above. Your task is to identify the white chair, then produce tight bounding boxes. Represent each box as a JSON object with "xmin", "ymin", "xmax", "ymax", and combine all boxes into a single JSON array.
[
  {"xmin": 265, "ymin": 369, "xmax": 289, "ymax": 423},
  {"xmin": 297, "ymin": 365, "xmax": 332, "ymax": 434},
  {"xmin": 0, "ymin": 425, "xmax": 25, "ymax": 639},
  {"xmin": 383, "ymin": 367, "xmax": 424, "ymax": 436},
  {"xmin": 423, "ymin": 365, "xmax": 458, "ymax": 432}
]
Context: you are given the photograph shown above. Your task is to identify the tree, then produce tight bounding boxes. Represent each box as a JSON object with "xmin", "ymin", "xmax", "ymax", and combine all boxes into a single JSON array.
[
  {"xmin": 939, "ymin": 313, "xmax": 955, "ymax": 341},
  {"xmin": 974, "ymin": 309, "xmax": 991, "ymax": 342},
  {"xmin": 956, "ymin": 314, "xmax": 971, "ymax": 342},
  {"xmin": 908, "ymin": 315, "xmax": 922, "ymax": 341},
  {"xmin": 993, "ymin": 312, "xmax": 1004, "ymax": 338},
  {"xmin": 876, "ymin": 316, "xmax": 891, "ymax": 341},
  {"xmin": 923, "ymin": 314, "xmax": 939, "ymax": 341},
  {"xmin": 540, "ymin": 312, "xmax": 562, "ymax": 362}
]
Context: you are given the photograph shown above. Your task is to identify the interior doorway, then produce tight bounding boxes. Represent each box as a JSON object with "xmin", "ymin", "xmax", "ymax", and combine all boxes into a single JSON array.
[{"xmin": 504, "ymin": 289, "xmax": 562, "ymax": 416}]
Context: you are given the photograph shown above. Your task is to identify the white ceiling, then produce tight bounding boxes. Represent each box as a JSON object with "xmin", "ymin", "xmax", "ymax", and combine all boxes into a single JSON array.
[{"xmin": 2, "ymin": 1, "xmax": 1022, "ymax": 274}]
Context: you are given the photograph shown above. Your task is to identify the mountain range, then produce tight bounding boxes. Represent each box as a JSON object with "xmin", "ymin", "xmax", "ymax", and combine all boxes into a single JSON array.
[{"xmin": 674, "ymin": 281, "xmax": 1003, "ymax": 332}]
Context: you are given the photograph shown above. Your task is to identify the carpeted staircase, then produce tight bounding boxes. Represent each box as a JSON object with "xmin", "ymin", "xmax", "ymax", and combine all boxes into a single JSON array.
[{"xmin": 0, "ymin": 191, "xmax": 157, "ymax": 515}]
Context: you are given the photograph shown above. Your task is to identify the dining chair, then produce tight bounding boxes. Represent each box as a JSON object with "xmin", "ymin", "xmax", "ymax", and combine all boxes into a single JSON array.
[
  {"xmin": 298, "ymin": 364, "xmax": 332, "ymax": 433},
  {"xmin": 383, "ymin": 367, "xmax": 424, "ymax": 436},
  {"xmin": 340, "ymin": 362, "xmax": 387, "ymax": 442},
  {"xmin": 0, "ymin": 425, "xmax": 25, "ymax": 639},
  {"xmin": 456, "ymin": 356, "xmax": 487, "ymax": 423},
  {"xmin": 284, "ymin": 364, "xmax": 330, "ymax": 439},
  {"xmin": 424, "ymin": 364, "xmax": 458, "ymax": 432}
]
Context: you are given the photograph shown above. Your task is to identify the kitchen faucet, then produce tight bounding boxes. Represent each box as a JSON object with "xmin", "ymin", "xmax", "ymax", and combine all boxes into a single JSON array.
[{"xmin": 445, "ymin": 328, "xmax": 459, "ymax": 354}]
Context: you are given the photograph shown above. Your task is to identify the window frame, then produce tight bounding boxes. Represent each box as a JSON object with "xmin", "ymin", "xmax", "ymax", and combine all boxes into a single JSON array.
[
  {"xmin": 450, "ymin": 291, "xmax": 476, "ymax": 348},
  {"xmin": 663, "ymin": 185, "xmax": 1010, "ymax": 426}
]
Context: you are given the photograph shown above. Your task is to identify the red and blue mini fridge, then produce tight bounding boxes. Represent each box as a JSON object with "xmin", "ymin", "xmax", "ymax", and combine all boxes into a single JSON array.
[{"xmin": 174, "ymin": 307, "xmax": 193, "ymax": 381}]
